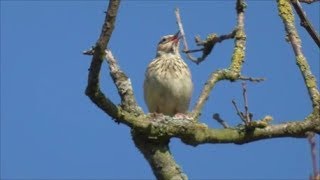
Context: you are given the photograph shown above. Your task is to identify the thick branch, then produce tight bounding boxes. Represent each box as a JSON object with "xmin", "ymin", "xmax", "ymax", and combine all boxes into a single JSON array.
[
  {"xmin": 277, "ymin": 0, "xmax": 320, "ymax": 109},
  {"xmin": 132, "ymin": 133, "xmax": 187, "ymax": 180},
  {"xmin": 85, "ymin": 0, "xmax": 121, "ymax": 119},
  {"xmin": 85, "ymin": 0, "xmax": 142, "ymax": 115},
  {"xmin": 126, "ymin": 112, "xmax": 320, "ymax": 147},
  {"xmin": 192, "ymin": 0, "xmax": 247, "ymax": 120},
  {"xmin": 179, "ymin": 116, "xmax": 320, "ymax": 146},
  {"xmin": 291, "ymin": 0, "xmax": 320, "ymax": 47}
]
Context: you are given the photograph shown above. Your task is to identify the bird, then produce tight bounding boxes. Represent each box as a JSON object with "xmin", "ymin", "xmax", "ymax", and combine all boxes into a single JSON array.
[{"xmin": 144, "ymin": 31, "xmax": 193, "ymax": 117}]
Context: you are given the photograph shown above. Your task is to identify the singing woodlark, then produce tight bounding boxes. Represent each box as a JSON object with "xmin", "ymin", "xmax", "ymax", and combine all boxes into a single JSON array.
[{"xmin": 144, "ymin": 31, "xmax": 193, "ymax": 116}]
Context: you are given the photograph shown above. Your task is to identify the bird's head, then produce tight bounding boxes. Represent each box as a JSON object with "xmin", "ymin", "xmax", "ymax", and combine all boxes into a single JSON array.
[{"xmin": 156, "ymin": 31, "xmax": 181, "ymax": 56}]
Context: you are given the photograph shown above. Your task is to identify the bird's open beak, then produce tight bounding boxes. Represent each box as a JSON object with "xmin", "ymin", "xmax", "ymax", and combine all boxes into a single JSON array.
[{"xmin": 172, "ymin": 31, "xmax": 181, "ymax": 44}]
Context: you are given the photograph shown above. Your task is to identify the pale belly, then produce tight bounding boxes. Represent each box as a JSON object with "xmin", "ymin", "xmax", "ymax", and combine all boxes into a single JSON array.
[{"xmin": 144, "ymin": 68, "xmax": 193, "ymax": 116}]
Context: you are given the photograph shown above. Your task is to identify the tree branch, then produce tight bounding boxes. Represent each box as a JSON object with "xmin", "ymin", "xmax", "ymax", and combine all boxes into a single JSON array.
[
  {"xmin": 129, "ymin": 112, "xmax": 320, "ymax": 147},
  {"xmin": 175, "ymin": 8, "xmax": 198, "ymax": 63},
  {"xmin": 307, "ymin": 132, "xmax": 320, "ymax": 179},
  {"xmin": 85, "ymin": 0, "xmax": 121, "ymax": 119},
  {"xmin": 239, "ymin": 76, "xmax": 265, "ymax": 82},
  {"xmin": 212, "ymin": 113, "xmax": 230, "ymax": 128},
  {"xmin": 291, "ymin": 0, "xmax": 320, "ymax": 47},
  {"xmin": 192, "ymin": 0, "xmax": 247, "ymax": 120},
  {"xmin": 176, "ymin": 8, "xmax": 236, "ymax": 64},
  {"xmin": 84, "ymin": 2, "xmax": 186, "ymax": 178},
  {"xmin": 277, "ymin": 0, "xmax": 320, "ymax": 110},
  {"xmin": 299, "ymin": 0, "xmax": 320, "ymax": 4},
  {"xmin": 104, "ymin": 50, "xmax": 143, "ymax": 114},
  {"xmin": 84, "ymin": 1, "xmax": 320, "ymax": 179},
  {"xmin": 132, "ymin": 133, "xmax": 187, "ymax": 180}
]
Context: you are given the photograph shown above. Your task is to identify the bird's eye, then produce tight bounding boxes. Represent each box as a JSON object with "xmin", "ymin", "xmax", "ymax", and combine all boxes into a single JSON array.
[{"xmin": 159, "ymin": 38, "xmax": 167, "ymax": 44}]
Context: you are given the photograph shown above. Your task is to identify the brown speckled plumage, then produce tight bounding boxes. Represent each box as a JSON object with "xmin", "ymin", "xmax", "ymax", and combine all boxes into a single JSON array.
[{"xmin": 144, "ymin": 32, "xmax": 193, "ymax": 116}]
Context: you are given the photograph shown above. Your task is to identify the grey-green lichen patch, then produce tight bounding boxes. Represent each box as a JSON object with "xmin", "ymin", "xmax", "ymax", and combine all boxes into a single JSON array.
[
  {"xmin": 230, "ymin": 47, "xmax": 245, "ymax": 72},
  {"xmin": 277, "ymin": 0, "xmax": 294, "ymax": 23}
]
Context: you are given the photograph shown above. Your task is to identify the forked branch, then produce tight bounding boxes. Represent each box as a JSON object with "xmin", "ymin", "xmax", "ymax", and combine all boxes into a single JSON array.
[
  {"xmin": 192, "ymin": 0, "xmax": 247, "ymax": 120},
  {"xmin": 85, "ymin": 0, "xmax": 121, "ymax": 119},
  {"xmin": 83, "ymin": 0, "xmax": 320, "ymax": 179}
]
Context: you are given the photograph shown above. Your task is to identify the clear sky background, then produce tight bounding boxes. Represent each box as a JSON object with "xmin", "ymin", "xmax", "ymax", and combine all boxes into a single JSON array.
[{"xmin": 1, "ymin": 0, "xmax": 319, "ymax": 179}]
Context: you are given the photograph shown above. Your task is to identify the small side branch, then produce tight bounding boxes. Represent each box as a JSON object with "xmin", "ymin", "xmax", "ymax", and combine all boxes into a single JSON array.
[
  {"xmin": 232, "ymin": 100, "xmax": 247, "ymax": 124},
  {"xmin": 307, "ymin": 132, "xmax": 320, "ymax": 179},
  {"xmin": 212, "ymin": 113, "xmax": 229, "ymax": 128},
  {"xmin": 291, "ymin": 0, "xmax": 320, "ymax": 47},
  {"xmin": 187, "ymin": 31, "xmax": 237, "ymax": 64},
  {"xmin": 239, "ymin": 76, "xmax": 265, "ymax": 82},
  {"xmin": 232, "ymin": 83, "xmax": 273, "ymax": 129},
  {"xmin": 242, "ymin": 82, "xmax": 250, "ymax": 123},
  {"xmin": 175, "ymin": 8, "xmax": 236, "ymax": 64},
  {"xmin": 175, "ymin": 8, "xmax": 198, "ymax": 63}
]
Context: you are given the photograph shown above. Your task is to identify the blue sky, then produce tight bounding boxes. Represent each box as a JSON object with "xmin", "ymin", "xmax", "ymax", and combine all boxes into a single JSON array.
[{"xmin": 1, "ymin": 0, "xmax": 319, "ymax": 179}]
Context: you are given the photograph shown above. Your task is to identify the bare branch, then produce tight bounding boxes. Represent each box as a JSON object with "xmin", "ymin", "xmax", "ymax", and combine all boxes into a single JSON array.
[
  {"xmin": 83, "ymin": 47, "xmax": 95, "ymax": 55},
  {"xmin": 191, "ymin": 31, "xmax": 236, "ymax": 64},
  {"xmin": 175, "ymin": 8, "xmax": 236, "ymax": 64},
  {"xmin": 85, "ymin": 0, "xmax": 142, "ymax": 115},
  {"xmin": 277, "ymin": 0, "xmax": 320, "ymax": 109},
  {"xmin": 239, "ymin": 76, "xmax": 265, "ymax": 82},
  {"xmin": 307, "ymin": 132, "xmax": 320, "ymax": 179},
  {"xmin": 242, "ymin": 82, "xmax": 250, "ymax": 123},
  {"xmin": 232, "ymin": 99, "xmax": 247, "ymax": 124},
  {"xmin": 212, "ymin": 113, "xmax": 229, "ymax": 128},
  {"xmin": 291, "ymin": 0, "xmax": 320, "ymax": 47},
  {"xmin": 192, "ymin": 0, "xmax": 247, "ymax": 119},
  {"xmin": 85, "ymin": 0, "xmax": 121, "ymax": 119},
  {"xmin": 175, "ymin": 8, "xmax": 198, "ymax": 62},
  {"xmin": 132, "ymin": 133, "xmax": 187, "ymax": 180},
  {"xmin": 299, "ymin": 0, "xmax": 320, "ymax": 4},
  {"xmin": 140, "ymin": 112, "xmax": 320, "ymax": 146}
]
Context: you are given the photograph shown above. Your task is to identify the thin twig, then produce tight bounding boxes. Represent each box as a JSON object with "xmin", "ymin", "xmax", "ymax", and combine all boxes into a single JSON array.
[
  {"xmin": 242, "ymin": 82, "xmax": 250, "ymax": 123},
  {"xmin": 183, "ymin": 49, "xmax": 204, "ymax": 53},
  {"xmin": 232, "ymin": 100, "xmax": 247, "ymax": 124},
  {"xmin": 83, "ymin": 47, "xmax": 95, "ymax": 55},
  {"xmin": 175, "ymin": 8, "xmax": 198, "ymax": 63},
  {"xmin": 212, "ymin": 113, "xmax": 229, "ymax": 128},
  {"xmin": 239, "ymin": 76, "xmax": 265, "ymax": 82},
  {"xmin": 291, "ymin": 0, "xmax": 320, "ymax": 48},
  {"xmin": 307, "ymin": 132, "xmax": 320, "ymax": 179}
]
